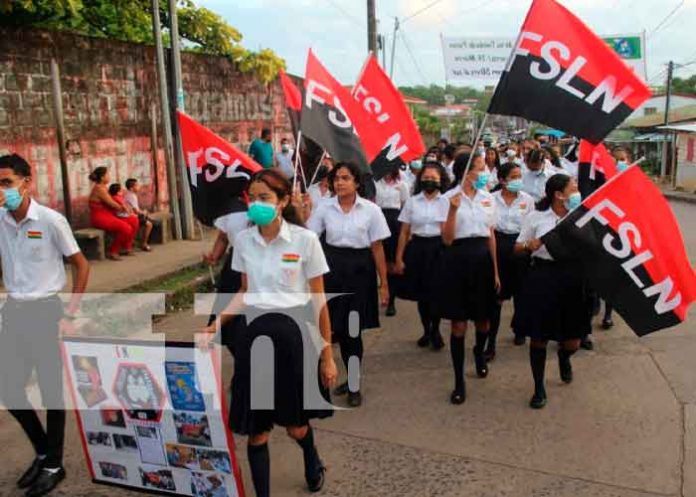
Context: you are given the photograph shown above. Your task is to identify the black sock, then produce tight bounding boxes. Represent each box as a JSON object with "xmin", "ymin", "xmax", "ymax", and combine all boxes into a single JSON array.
[
  {"xmin": 296, "ymin": 426, "xmax": 321, "ymax": 482},
  {"xmin": 431, "ymin": 317, "xmax": 441, "ymax": 336},
  {"xmin": 417, "ymin": 301, "xmax": 430, "ymax": 336},
  {"xmin": 450, "ymin": 335, "xmax": 465, "ymax": 391},
  {"xmin": 529, "ymin": 347, "xmax": 547, "ymax": 396},
  {"xmin": 488, "ymin": 303, "xmax": 502, "ymax": 350},
  {"xmin": 247, "ymin": 443, "xmax": 270, "ymax": 497},
  {"xmin": 558, "ymin": 348, "xmax": 576, "ymax": 363},
  {"xmin": 474, "ymin": 331, "xmax": 488, "ymax": 354}
]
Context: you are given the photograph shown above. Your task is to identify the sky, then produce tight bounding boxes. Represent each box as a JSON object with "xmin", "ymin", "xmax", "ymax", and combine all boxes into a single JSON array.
[{"xmin": 198, "ymin": 0, "xmax": 696, "ymax": 89}]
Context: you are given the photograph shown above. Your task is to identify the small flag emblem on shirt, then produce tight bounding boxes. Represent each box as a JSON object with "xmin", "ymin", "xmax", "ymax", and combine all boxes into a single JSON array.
[
  {"xmin": 27, "ymin": 230, "xmax": 42, "ymax": 239},
  {"xmin": 282, "ymin": 253, "xmax": 301, "ymax": 263}
]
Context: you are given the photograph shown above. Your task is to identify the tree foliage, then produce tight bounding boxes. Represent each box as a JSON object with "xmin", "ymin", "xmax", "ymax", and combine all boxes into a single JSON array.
[
  {"xmin": 398, "ymin": 84, "xmax": 485, "ymax": 106},
  {"xmin": 671, "ymin": 75, "xmax": 696, "ymax": 96},
  {"xmin": 0, "ymin": 0, "xmax": 285, "ymax": 83}
]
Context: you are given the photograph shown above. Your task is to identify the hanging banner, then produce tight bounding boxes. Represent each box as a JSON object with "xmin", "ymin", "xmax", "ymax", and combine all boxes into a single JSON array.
[
  {"xmin": 63, "ymin": 338, "xmax": 244, "ymax": 497},
  {"xmin": 602, "ymin": 33, "xmax": 647, "ymax": 82},
  {"xmin": 440, "ymin": 36, "xmax": 515, "ymax": 82}
]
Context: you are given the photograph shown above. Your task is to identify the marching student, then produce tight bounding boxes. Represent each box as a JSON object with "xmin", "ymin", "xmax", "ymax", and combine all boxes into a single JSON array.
[
  {"xmin": 0, "ymin": 154, "xmax": 90, "ymax": 497},
  {"xmin": 442, "ymin": 144, "xmax": 457, "ymax": 182},
  {"xmin": 394, "ymin": 161, "xmax": 450, "ymax": 350},
  {"xmin": 434, "ymin": 154, "xmax": 500, "ymax": 405},
  {"xmin": 401, "ymin": 159, "xmax": 423, "ymax": 193},
  {"xmin": 307, "ymin": 161, "xmax": 391, "ymax": 407},
  {"xmin": 199, "ymin": 169, "xmax": 337, "ymax": 496},
  {"xmin": 521, "ymin": 149, "xmax": 555, "ymax": 202},
  {"xmin": 307, "ymin": 162, "xmax": 333, "ymax": 212},
  {"xmin": 485, "ymin": 147, "xmax": 501, "ymax": 190},
  {"xmin": 374, "ymin": 167, "xmax": 410, "ymax": 317},
  {"xmin": 514, "ymin": 174, "xmax": 589, "ymax": 409},
  {"xmin": 485, "ymin": 162, "xmax": 535, "ymax": 359}
]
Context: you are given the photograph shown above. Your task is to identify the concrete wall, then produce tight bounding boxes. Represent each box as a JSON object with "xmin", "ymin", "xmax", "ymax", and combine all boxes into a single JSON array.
[
  {"xmin": 676, "ymin": 132, "xmax": 696, "ymax": 191},
  {"xmin": 0, "ymin": 27, "xmax": 292, "ymax": 227}
]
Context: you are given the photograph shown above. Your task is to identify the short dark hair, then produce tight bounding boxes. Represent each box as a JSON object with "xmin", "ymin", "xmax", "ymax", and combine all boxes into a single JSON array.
[
  {"xmin": 497, "ymin": 161, "xmax": 520, "ymax": 182},
  {"xmin": 328, "ymin": 161, "xmax": 365, "ymax": 196},
  {"xmin": 443, "ymin": 144, "xmax": 457, "ymax": 161},
  {"xmin": 413, "ymin": 161, "xmax": 450, "ymax": 194},
  {"xmin": 261, "ymin": 128, "xmax": 271, "ymax": 138},
  {"xmin": 125, "ymin": 178, "xmax": 138, "ymax": 190},
  {"xmin": 108, "ymin": 183, "xmax": 122, "ymax": 196},
  {"xmin": 0, "ymin": 154, "xmax": 32, "ymax": 177}
]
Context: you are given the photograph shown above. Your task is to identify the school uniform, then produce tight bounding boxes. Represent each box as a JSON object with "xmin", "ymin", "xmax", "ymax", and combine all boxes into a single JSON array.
[
  {"xmin": 0, "ymin": 199, "xmax": 81, "ymax": 470},
  {"xmin": 307, "ymin": 183, "xmax": 332, "ymax": 212},
  {"xmin": 400, "ymin": 169, "xmax": 417, "ymax": 194},
  {"xmin": 521, "ymin": 166, "xmax": 555, "ymax": 202},
  {"xmin": 514, "ymin": 209, "xmax": 590, "ymax": 342},
  {"xmin": 374, "ymin": 178, "xmax": 409, "ymax": 264},
  {"xmin": 229, "ymin": 220, "xmax": 332, "ymax": 435}
]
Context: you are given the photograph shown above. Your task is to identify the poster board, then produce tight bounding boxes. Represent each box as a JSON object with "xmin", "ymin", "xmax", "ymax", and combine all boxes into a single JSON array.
[
  {"xmin": 63, "ymin": 337, "xmax": 244, "ymax": 497},
  {"xmin": 440, "ymin": 36, "xmax": 514, "ymax": 83}
]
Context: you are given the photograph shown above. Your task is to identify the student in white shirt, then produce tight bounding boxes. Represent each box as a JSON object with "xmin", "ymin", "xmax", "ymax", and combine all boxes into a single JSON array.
[
  {"xmin": 275, "ymin": 138, "xmax": 295, "ymax": 179},
  {"xmin": 124, "ymin": 178, "xmax": 154, "ymax": 251},
  {"xmin": 434, "ymin": 154, "xmax": 500, "ymax": 405},
  {"xmin": 484, "ymin": 148, "xmax": 501, "ymax": 190},
  {"xmin": 394, "ymin": 162, "xmax": 450, "ymax": 350},
  {"xmin": 514, "ymin": 174, "xmax": 588, "ymax": 410},
  {"xmin": 200, "ymin": 169, "xmax": 337, "ymax": 496},
  {"xmin": 486, "ymin": 163, "xmax": 535, "ymax": 359},
  {"xmin": 306, "ymin": 163, "xmax": 332, "ymax": 212},
  {"xmin": 0, "ymin": 154, "xmax": 90, "ymax": 496},
  {"xmin": 401, "ymin": 159, "xmax": 423, "ymax": 194},
  {"xmin": 307, "ymin": 162, "xmax": 390, "ymax": 407},
  {"xmin": 374, "ymin": 168, "xmax": 410, "ymax": 317},
  {"xmin": 442, "ymin": 144, "xmax": 456, "ymax": 183},
  {"xmin": 521, "ymin": 149, "xmax": 555, "ymax": 202}
]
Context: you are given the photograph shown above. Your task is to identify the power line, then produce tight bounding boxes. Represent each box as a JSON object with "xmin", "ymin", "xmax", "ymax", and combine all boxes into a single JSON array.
[
  {"xmin": 438, "ymin": 0, "xmax": 498, "ymax": 29},
  {"xmin": 647, "ymin": 0, "xmax": 685, "ymax": 38},
  {"xmin": 401, "ymin": 0, "xmax": 446, "ymax": 25},
  {"xmin": 399, "ymin": 28, "xmax": 428, "ymax": 85},
  {"xmin": 322, "ymin": 0, "xmax": 363, "ymax": 28}
]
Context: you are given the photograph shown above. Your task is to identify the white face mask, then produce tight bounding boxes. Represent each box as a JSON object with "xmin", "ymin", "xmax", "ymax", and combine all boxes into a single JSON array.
[{"xmin": 281, "ymin": 144, "xmax": 291, "ymax": 153}]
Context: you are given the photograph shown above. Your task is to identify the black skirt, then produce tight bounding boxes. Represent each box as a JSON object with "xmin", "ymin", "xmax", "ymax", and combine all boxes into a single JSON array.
[
  {"xmin": 208, "ymin": 249, "xmax": 243, "ymax": 348},
  {"xmin": 382, "ymin": 208, "xmax": 401, "ymax": 263},
  {"xmin": 432, "ymin": 237, "xmax": 496, "ymax": 322},
  {"xmin": 230, "ymin": 305, "xmax": 333, "ymax": 436},
  {"xmin": 323, "ymin": 244, "xmax": 380, "ymax": 334},
  {"xmin": 495, "ymin": 231, "xmax": 529, "ymax": 301},
  {"xmin": 513, "ymin": 258, "xmax": 591, "ymax": 342},
  {"xmin": 395, "ymin": 235, "xmax": 443, "ymax": 302}
]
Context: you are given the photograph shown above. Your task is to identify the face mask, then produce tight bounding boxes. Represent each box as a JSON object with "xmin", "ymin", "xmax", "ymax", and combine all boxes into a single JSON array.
[
  {"xmin": 410, "ymin": 160, "xmax": 423, "ymax": 171},
  {"xmin": 420, "ymin": 180, "xmax": 440, "ymax": 193},
  {"xmin": 564, "ymin": 192, "xmax": 582, "ymax": 211},
  {"xmin": 474, "ymin": 171, "xmax": 490, "ymax": 190},
  {"xmin": 247, "ymin": 201, "xmax": 278, "ymax": 226},
  {"xmin": 281, "ymin": 144, "xmax": 290, "ymax": 153},
  {"xmin": 3, "ymin": 187, "xmax": 23, "ymax": 211},
  {"xmin": 617, "ymin": 161, "xmax": 629, "ymax": 172},
  {"xmin": 506, "ymin": 179, "xmax": 523, "ymax": 193}
]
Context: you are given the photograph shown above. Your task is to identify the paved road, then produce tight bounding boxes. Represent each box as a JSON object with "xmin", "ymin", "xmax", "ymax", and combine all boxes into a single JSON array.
[{"xmin": 1, "ymin": 200, "xmax": 695, "ymax": 497}]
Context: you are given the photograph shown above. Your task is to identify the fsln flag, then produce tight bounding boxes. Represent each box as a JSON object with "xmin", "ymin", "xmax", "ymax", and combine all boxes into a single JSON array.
[
  {"xmin": 300, "ymin": 49, "xmax": 369, "ymax": 171},
  {"xmin": 578, "ymin": 140, "xmax": 618, "ymax": 198},
  {"xmin": 488, "ymin": 0, "xmax": 651, "ymax": 144},
  {"xmin": 279, "ymin": 69, "xmax": 302, "ymax": 136},
  {"xmin": 541, "ymin": 166, "xmax": 696, "ymax": 335},
  {"xmin": 178, "ymin": 111, "xmax": 262, "ymax": 226}
]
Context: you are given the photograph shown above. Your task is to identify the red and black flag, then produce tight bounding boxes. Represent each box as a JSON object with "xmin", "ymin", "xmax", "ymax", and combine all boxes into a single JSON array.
[
  {"xmin": 178, "ymin": 111, "xmax": 262, "ymax": 226},
  {"xmin": 541, "ymin": 166, "xmax": 696, "ymax": 335},
  {"xmin": 578, "ymin": 140, "xmax": 619, "ymax": 198},
  {"xmin": 300, "ymin": 49, "xmax": 370, "ymax": 171},
  {"xmin": 488, "ymin": 0, "xmax": 651, "ymax": 144},
  {"xmin": 279, "ymin": 68, "xmax": 302, "ymax": 136}
]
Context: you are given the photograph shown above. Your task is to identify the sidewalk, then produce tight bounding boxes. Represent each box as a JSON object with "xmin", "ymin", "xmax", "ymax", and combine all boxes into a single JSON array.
[{"xmin": 661, "ymin": 187, "xmax": 696, "ymax": 205}]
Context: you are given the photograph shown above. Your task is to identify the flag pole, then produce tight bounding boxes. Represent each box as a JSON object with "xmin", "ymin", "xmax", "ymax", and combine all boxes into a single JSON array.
[
  {"xmin": 462, "ymin": 112, "xmax": 490, "ymax": 182},
  {"xmin": 309, "ymin": 151, "xmax": 328, "ymax": 186},
  {"xmin": 197, "ymin": 220, "xmax": 216, "ymax": 286},
  {"xmin": 292, "ymin": 129, "xmax": 304, "ymax": 193}
]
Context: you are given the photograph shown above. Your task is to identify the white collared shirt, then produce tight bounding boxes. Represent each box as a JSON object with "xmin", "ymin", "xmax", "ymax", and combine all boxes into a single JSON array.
[
  {"xmin": 521, "ymin": 166, "xmax": 555, "ymax": 202},
  {"xmin": 374, "ymin": 178, "xmax": 409, "ymax": 210},
  {"xmin": 517, "ymin": 208, "xmax": 563, "ymax": 261},
  {"xmin": 398, "ymin": 192, "xmax": 449, "ymax": 237},
  {"xmin": 401, "ymin": 169, "xmax": 417, "ymax": 194},
  {"xmin": 307, "ymin": 183, "xmax": 332, "ymax": 212},
  {"xmin": 443, "ymin": 187, "xmax": 496, "ymax": 239},
  {"xmin": 560, "ymin": 158, "xmax": 578, "ymax": 178},
  {"xmin": 307, "ymin": 195, "xmax": 390, "ymax": 248},
  {"xmin": 0, "ymin": 199, "xmax": 80, "ymax": 300},
  {"xmin": 444, "ymin": 161, "xmax": 455, "ymax": 182},
  {"xmin": 124, "ymin": 190, "xmax": 139, "ymax": 210},
  {"xmin": 232, "ymin": 221, "xmax": 329, "ymax": 309},
  {"xmin": 275, "ymin": 151, "xmax": 294, "ymax": 178},
  {"xmin": 493, "ymin": 190, "xmax": 535, "ymax": 235},
  {"xmin": 213, "ymin": 211, "xmax": 249, "ymax": 247}
]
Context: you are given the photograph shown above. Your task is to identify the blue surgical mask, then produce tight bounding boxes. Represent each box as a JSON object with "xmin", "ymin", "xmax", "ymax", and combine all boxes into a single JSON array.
[
  {"xmin": 506, "ymin": 179, "xmax": 523, "ymax": 193},
  {"xmin": 564, "ymin": 192, "xmax": 582, "ymax": 211},
  {"xmin": 247, "ymin": 201, "xmax": 278, "ymax": 226},
  {"xmin": 617, "ymin": 161, "xmax": 629, "ymax": 172},
  {"xmin": 474, "ymin": 171, "xmax": 490, "ymax": 190},
  {"xmin": 410, "ymin": 160, "xmax": 423, "ymax": 171},
  {"xmin": 3, "ymin": 187, "xmax": 23, "ymax": 211}
]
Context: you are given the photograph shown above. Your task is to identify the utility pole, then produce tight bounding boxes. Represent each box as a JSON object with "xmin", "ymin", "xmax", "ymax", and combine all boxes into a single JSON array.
[
  {"xmin": 367, "ymin": 0, "xmax": 378, "ymax": 54},
  {"xmin": 49, "ymin": 59, "xmax": 72, "ymax": 225},
  {"xmin": 661, "ymin": 61, "xmax": 675, "ymax": 178},
  {"xmin": 151, "ymin": 0, "xmax": 182, "ymax": 240},
  {"xmin": 389, "ymin": 17, "xmax": 399, "ymax": 78},
  {"xmin": 169, "ymin": 0, "xmax": 195, "ymax": 240}
]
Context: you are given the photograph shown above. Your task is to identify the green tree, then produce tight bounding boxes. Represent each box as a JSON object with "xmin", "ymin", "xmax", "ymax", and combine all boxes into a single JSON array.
[
  {"xmin": 671, "ymin": 75, "xmax": 696, "ymax": 95},
  {"xmin": 0, "ymin": 0, "xmax": 285, "ymax": 83}
]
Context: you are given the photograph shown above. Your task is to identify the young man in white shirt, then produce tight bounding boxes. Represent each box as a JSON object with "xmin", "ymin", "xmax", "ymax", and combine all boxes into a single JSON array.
[
  {"xmin": 124, "ymin": 178, "xmax": 154, "ymax": 251},
  {"xmin": 0, "ymin": 154, "xmax": 90, "ymax": 497},
  {"xmin": 275, "ymin": 138, "xmax": 295, "ymax": 180}
]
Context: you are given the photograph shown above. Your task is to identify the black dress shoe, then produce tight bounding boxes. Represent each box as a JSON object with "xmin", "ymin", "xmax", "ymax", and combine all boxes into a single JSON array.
[
  {"xmin": 484, "ymin": 347, "xmax": 496, "ymax": 362},
  {"xmin": 386, "ymin": 303, "xmax": 396, "ymax": 316},
  {"xmin": 416, "ymin": 334, "xmax": 430, "ymax": 348},
  {"xmin": 450, "ymin": 386, "xmax": 466, "ymax": 405},
  {"xmin": 474, "ymin": 350, "xmax": 489, "ymax": 378},
  {"xmin": 558, "ymin": 351, "xmax": 573, "ymax": 384},
  {"xmin": 514, "ymin": 335, "xmax": 526, "ymax": 346},
  {"xmin": 333, "ymin": 382, "xmax": 349, "ymax": 396},
  {"xmin": 17, "ymin": 457, "xmax": 44, "ymax": 489},
  {"xmin": 307, "ymin": 461, "xmax": 326, "ymax": 493},
  {"xmin": 26, "ymin": 468, "xmax": 65, "ymax": 497},
  {"xmin": 580, "ymin": 338, "xmax": 594, "ymax": 351},
  {"xmin": 601, "ymin": 318, "xmax": 614, "ymax": 330},
  {"xmin": 431, "ymin": 332, "xmax": 445, "ymax": 351},
  {"xmin": 347, "ymin": 391, "xmax": 362, "ymax": 407},
  {"xmin": 529, "ymin": 391, "xmax": 547, "ymax": 409}
]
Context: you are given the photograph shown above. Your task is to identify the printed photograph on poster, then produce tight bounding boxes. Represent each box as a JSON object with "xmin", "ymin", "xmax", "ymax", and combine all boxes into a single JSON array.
[
  {"xmin": 113, "ymin": 363, "xmax": 165, "ymax": 422},
  {"xmin": 166, "ymin": 362, "xmax": 206, "ymax": 412},
  {"xmin": 136, "ymin": 426, "xmax": 168, "ymax": 466},
  {"xmin": 173, "ymin": 412, "xmax": 212, "ymax": 447},
  {"xmin": 98, "ymin": 462, "xmax": 128, "ymax": 481},
  {"xmin": 139, "ymin": 467, "xmax": 177, "ymax": 492},
  {"xmin": 191, "ymin": 472, "xmax": 228, "ymax": 497},
  {"xmin": 100, "ymin": 407, "xmax": 126, "ymax": 429},
  {"xmin": 72, "ymin": 355, "xmax": 108, "ymax": 407},
  {"xmin": 166, "ymin": 443, "xmax": 200, "ymax": 470},
  {"xmin": 113, "ymin": 434, "xmax": 138, "ymax": 453},
  {"xmin": 197, "ymin": 448, "xmax": 232, "ymax": 474},
  {"xmin": 86, "ymin": 431, "xmax": 112, "ymax": 448}
]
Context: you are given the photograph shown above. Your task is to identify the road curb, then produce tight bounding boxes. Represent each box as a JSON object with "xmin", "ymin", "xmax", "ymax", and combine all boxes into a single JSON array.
[{"xmin": 663, "ymin": 191, "xmax": 696, "ymax": 206}]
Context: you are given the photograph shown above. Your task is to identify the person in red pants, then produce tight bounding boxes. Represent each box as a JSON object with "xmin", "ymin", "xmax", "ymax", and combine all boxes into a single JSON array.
[{"xmin": 88, "ymin": 167, "xmax": 137, "ymax": 260}]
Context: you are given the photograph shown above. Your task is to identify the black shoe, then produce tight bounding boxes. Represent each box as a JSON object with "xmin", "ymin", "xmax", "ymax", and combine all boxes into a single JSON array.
[
  {"xmin": 601, "ymin": 318, "xmax": 614, "ymax": 330},
  {"xmin": 417, "ymin": 334, "xmax": 430, "ymax": 348},
  {"xmin": 431, "ymin": 332, "xmax": 445, "ymax": 351},
  {"xmin": 333, "ymin": 382, "xmax": 349, "ymax": 396},
  {"xmin": 529, "ymin": 391, "xmax": 547, "ymax": 409},
  {"xmin": 474, "ymin": 349, "xmax": 489, "ymax": 378},
  {"xmin": 347, "ymin": 391, "xmax": 362, "ymax": 407},
  {"xmin": 514, "ymin": 335, "xmax": 526, "ymax": 346},
  {"xmin": 386, "ymin": 303, "xmax": 396, "ymax": 317},
  {"xmin": 307, "ymin": 461, "xmax": 326, "ymax": 493},
  {"xmin": 26, "ymin": 468, "xmax": 65, "ymax": 497},
  {"xmin": 17, "ymin": 457, "xmax": 44, "ymax": 489},
  {"xmin": 580, "ymin": 338, "xmax": 594, "ymax": 351},
  {"xmin": 558, "ymin": 351, "xmax": 573, "ymax": 384},
  {"xmin": 484, "ymin": 347, "xmax": 496, "ymax": 362},
  {"xmin": 450, "ymin": 387, "xmax": 466, "ymax": 405}
]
